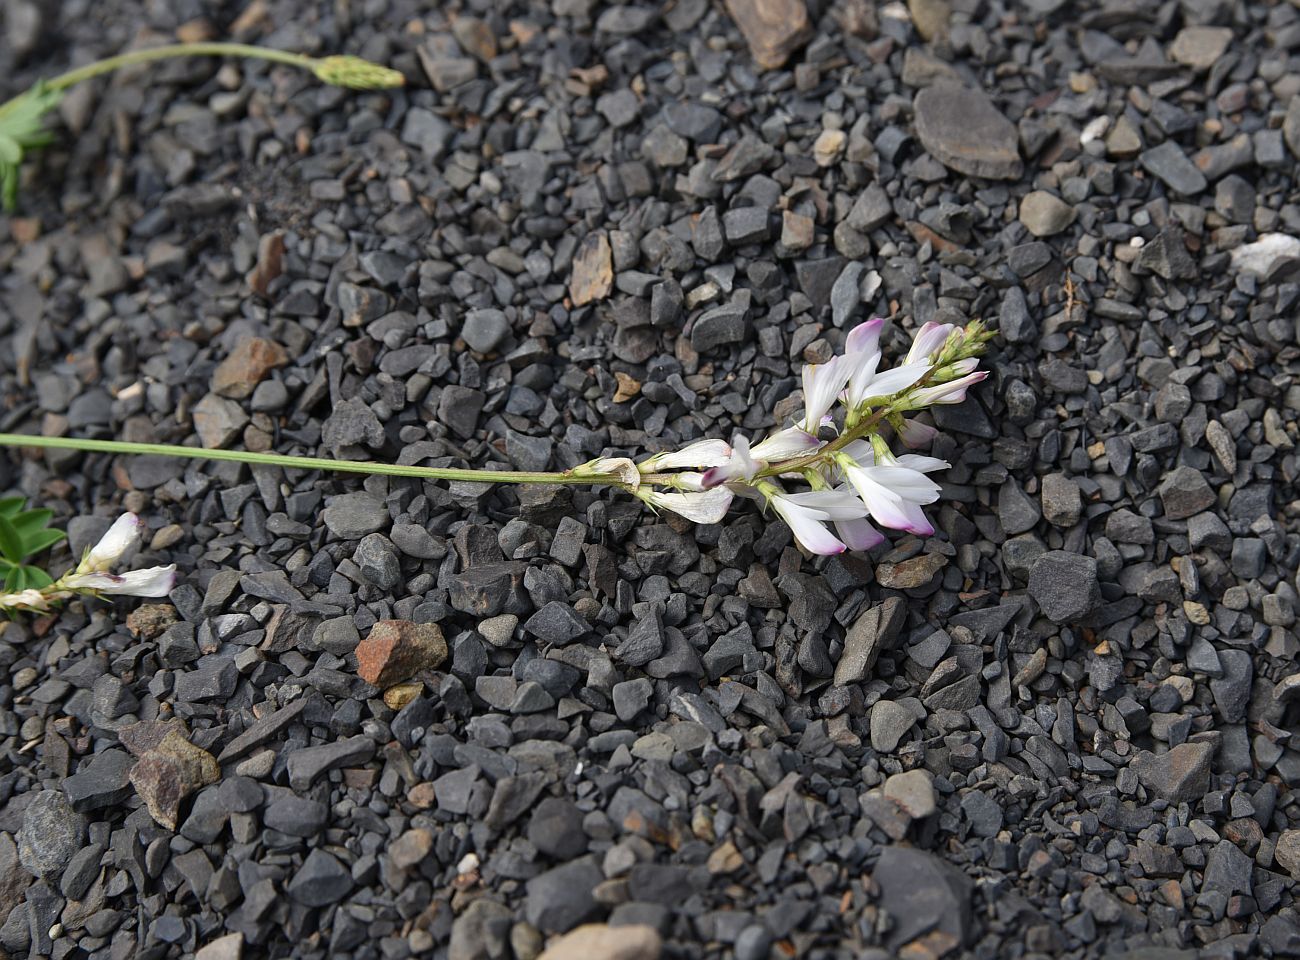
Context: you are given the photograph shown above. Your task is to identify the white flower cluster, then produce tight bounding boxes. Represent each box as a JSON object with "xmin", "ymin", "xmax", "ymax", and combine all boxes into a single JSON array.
[
  {"xmin": 587, "ymin": 318, "xmax": 989, "ymax": 556},
  {"xmin": 0, "ymin": 514, "xmax": 177, "ymax": 613}
]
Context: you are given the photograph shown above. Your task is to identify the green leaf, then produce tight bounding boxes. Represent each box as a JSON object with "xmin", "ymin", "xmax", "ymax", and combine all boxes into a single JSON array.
[
  {"xmin": 21, "ymin": 528, "xmax": 65, "ymax": 556},
  {"xmin": 4, "ymin": 565, "xmax": 26, "ymax": 592},
  {"xmin": 0, "ymin": 516, "xmax": 23, "ymax": 564},
  {"xmin": 0, "ymin": 82, "xmax": 63, "ymax": 212},
  {"xmin": 0, "ymin": 497, "xmax": 24, "ymax": 518},
  {"xmin": 22, "ymin": 566, "xmax": 52, "ymax": 589},
  {"xmin": 11, "ymin": 507, "xmax": 54, "ymax": 537}
]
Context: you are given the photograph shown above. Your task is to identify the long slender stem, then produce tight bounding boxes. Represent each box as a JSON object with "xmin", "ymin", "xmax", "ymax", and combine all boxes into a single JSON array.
[
  {"xmin": 42, "ymin": 43, "xmax": 315, "ymax": 95},
  {"xmin": 0, "ymin": 433, "xmax": 604, "ymax": 487}
]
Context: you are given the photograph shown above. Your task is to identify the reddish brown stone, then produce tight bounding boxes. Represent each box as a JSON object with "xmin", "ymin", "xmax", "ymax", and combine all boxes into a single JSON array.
[
  {"xmin": 129, "ymin": 729, "xmax": 220, "ymax": 829},
  {"xmin": 725, "ymin": 0, "xmax": 813, "ymax": 70},
  {"xmin": 211, "ymin": 337, "xmax": 290, "ymax": 399},
  {"xmin": 125, "ymin": 603, "xmax": 178, "ymax": 640},
  {"xmin": 355, "ymin": 620, "xmax": 448, "ymax": 688}
]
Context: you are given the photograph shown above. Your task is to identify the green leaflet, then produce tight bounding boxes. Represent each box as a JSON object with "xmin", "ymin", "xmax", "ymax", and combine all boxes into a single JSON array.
[{"xmin": 0, "ymin": 81, "xmax": 64, "ymax": 211}]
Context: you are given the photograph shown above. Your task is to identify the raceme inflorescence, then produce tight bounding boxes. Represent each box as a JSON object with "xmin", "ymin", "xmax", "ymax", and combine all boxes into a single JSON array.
[{"xmin": 597, "ymin": 317, "xmax": 990, "ymax": 555}]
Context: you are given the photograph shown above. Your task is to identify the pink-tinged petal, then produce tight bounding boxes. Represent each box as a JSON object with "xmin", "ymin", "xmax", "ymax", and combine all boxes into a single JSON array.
[
  {"xmin": 646, "ymin": 488, "xmax": 734, "ymax": 524},
  {"xmin": 896, "ymin": 501, "xmax": 935, "ymax": 537},
  {"xmin": 751, "ymin": 427, "xmax": 821, "ymax": 463},
  {"xmin": 845, "ymin": 317, "xmax": 885, "ymax": 357},
  {"xmin": 834, "ymin": 516, "xmax": 886, "ymax": 551},
  {"xmin": 906, "ymin": 321, "xmax": 955, "ymax": 365},
  {"xmin": 898, "ymin": 419, "xmax": 938, "ymax": 449},
  {"xmin": 699, "ymin": 435, "xmax": 761, "ymax": 488},
  {"xmin": 771, "ymin": 497, "xmax": 846, "ymax": 555},
  {"xmin": 644, "ymin": 439, "xmax": 732, "ymax": 471},
  {"xmin": 843, "ymin": 465, "xmax": 915, "ymax": 530},
  {"xmin": 895, "ymin": 454, "xmax": 950, "ymax": 474}
]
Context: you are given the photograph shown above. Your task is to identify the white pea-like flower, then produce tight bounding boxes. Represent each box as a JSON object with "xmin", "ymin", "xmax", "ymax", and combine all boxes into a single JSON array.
[
  {"xmin": 78, "ymin": 514, "xmax": 145, "ymax": 573},
  {"xmin": 640, "ymin": 487, "xmax": 734, "ymax": 525},
  {"xmin": 61, "ymin": 566, "xmax": 178, "ymax": 598}
]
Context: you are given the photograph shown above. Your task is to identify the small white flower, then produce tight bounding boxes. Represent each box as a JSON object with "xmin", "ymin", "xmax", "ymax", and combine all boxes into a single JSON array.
[
  {"xmin": 585, "ymin": 457, "xmax": 641, "ymax": 490},
  {"xmin": 909, "ymin": 370, "xmax": 988, "ymax": 407},
  {"xmin": 769, "ymin": 488, "xmax": 867, "ymax": 556},
  {"xmin": 641, "ymin": 487, "xmax": 734, "ymax": 525},
  {"xmin": 79, "ymin": 514, "xmax": 145, "ymax": 573},
  {"xmin": 750, "ymin": 426, "xmax": 821, "ymax": 463},
  {"xmin": 62, "ymin": 565, "xmax": 178, "ymax": 598},
  {"xmin": 799, "ymin": 356, "xmax": 854, "ymax": 433},
  {"xmin": 640, "ymin": 439, "xmax": 732, "ymax": 472},
  {"xmin": 0, "ymin": 588, "xmax": 55, "ymax": 611},
  {"xmin": 839, "ymin": 458, "xmax": 942, "ymax": 536},
  {"xmin": 905, "ymin": 321, "xmax": 956, "ymax": 365}
]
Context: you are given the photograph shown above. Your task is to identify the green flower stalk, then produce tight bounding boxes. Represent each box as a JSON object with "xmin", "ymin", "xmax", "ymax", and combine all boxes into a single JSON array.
[
  {"xmin": 0, "ymin": 319, "xmax": 992, "ymax": 564},
  {"xmin": 0, "ymin": 41, "xmax": 404, "ymax": 210}
]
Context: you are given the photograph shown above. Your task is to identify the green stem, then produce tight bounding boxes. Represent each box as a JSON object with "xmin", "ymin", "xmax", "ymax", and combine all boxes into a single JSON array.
[
  {"xmin": 42, "ymin": 43, "xmax": 315, "ymax": 95},
  {"xmin": 0, "ymin": 433, "xmax": 609, "ymax": 487}
]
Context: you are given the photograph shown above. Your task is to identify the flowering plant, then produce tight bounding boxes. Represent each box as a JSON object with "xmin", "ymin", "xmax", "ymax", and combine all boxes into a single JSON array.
[
  {"xmin": 0, "ymin": 316, "xmax": 988, "ymax": 615},
  {"xmin": 0, "ymin": 513, "xmax": 177, "ymax": 614},
  {"xmin": 623, "ymin": 317, "xmax": 990, "ymax": 554}
]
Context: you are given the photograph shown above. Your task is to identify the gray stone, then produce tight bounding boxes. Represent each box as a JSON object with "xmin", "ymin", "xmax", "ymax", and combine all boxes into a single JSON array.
[
  {"xmin": 913, "ymin": 84, "xmax": 1023, "ymax": 180},
  {"xmin": 17, "ymin": 792, "xmax": 86, "ymax": 880},
  {"xmin": 323, "ymin": 492, "xmax": 389, "ymax": 539},
  {"xmin": 1139, "ymin": 141, "xmax": 1207, "ymax": 196},
  {"xmin": 1018, "ymin": 191, "xmax": 1076, "ymax": 237},
  {"xmin": 874, "ymin": 846, "xmax": 973, "ymax": 950},
  {"xmin": 1028, "ymin": 551, "xmax": 1101, "ymax": 623}
]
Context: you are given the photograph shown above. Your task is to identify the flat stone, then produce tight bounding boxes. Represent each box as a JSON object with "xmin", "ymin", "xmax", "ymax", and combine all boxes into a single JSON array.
[
  {"xmin": 525, "ymin": 857, "xmax": 603, "ymax": 933},
  {"xmin": 834, "ymin": 597, "xmax": 906, "ymax": 685},
  {"xmin": 210, "ymin": 337, "xmax": 288, "ymax": 399},
  {"xmin": 192, "ymin": 393, "xmax": 248, "ymax": 449},
  {"xmin": 537, "ymin": 924, "xmax": 662, "ymax": 960},
  {"xmin": 870, "ymin": 700, "xmax": 916, "ymax": 752},
  {"xmin": 883, "ymin": 769, "xmax": 937, "ymax": 819},
  {"xmin": 913, "ymin": 83, "xmax": 1023, "ymax": 180},
  {"xmin": 1170, "ymin": 26, "xmax": 1232, "ymax": 69},
  {"xmin": 322, "ymin": 492, "xmax": 390, "ymax": 539},
  {"xmin": 1139, "ymin": 141, "xmax": 1207, "ymax": 196}
]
